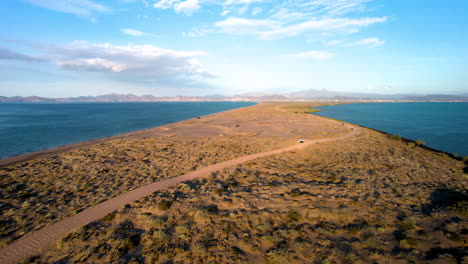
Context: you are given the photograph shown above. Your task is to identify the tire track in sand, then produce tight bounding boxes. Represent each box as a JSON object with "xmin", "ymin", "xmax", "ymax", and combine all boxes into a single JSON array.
[{"xmin": 0, "ymin": 125, "xmax": 360, "ymax": 264}]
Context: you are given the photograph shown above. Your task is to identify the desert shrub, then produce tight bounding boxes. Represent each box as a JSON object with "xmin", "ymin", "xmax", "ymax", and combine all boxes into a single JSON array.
[
  {"xmin": 265, "ymin": 248, "xmax": 289, "ymax": 264},
  {"xmin": 342, "ymin": 253, "xmax": 362, "ymax": 264},
  {"xmin": 399, "ymin": 217, "xmax": 416, "ymax": 230},
  {"xmin": 201, "ymin": 205, "xmax": 219, "ymax": 214},
  {"xmin": 390, "ymin": 135, "xmax": 402, "ymax": 141},
  {"xmin": 102, "ymin": 213, "xmax": 116, "ymax": 222},
  {"xmin": 416, "ymin": 230, "xmax": 429, "ymax": 237},
  {"xmin": 289, "ymin": 188, "xmax": 302, "ymax": 197},
  {"xmin": 214, "ymin": 188, "xmax": 225, "ymax": 196},
  {"xmin": 157, "ymin": 200, "xmax": 172, "ymax": 211},
  {"xmin": 191, "ymin": 242, "xmax": 207, "ymax": 254},
  {"xmin": 110, "ymin": 221, "xmax": 141, "ymax": 255},
  {"xmin": 359, "ymin": 228, "xmax": 376, "ymax": 240},
  {"xmin": 403, "ymin": 237, "xmax": 419, "ymax": 247},
  {"xmin": 153, "ymin": 230, "xmax": 168, "ymax": 241},
  {"xmin": 175, "ymin": 224, "xmax": 189, "ymax": 234},
  {"xmin": 463, "ymin": 156, "xmax": 468, "ymax": 162},
  {"xmin": 149, "ymin": 216, "xmax": 165, "ymax": 227},
  {"xmin": 287, "ymin": 211, "xmax": 300, "ymax": 223},
  {"xmin": 415, "ymin": 139, "xmax": 425, "ymax": 146},
  {"xmin": 446, "ymin": 233, "xmax": 463, "ymax": 243}
]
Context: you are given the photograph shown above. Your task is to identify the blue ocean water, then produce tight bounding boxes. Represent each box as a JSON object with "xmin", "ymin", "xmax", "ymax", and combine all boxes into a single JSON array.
[
  {"xmin": 315, "ymin": 102, "xmax": 468, "ymax": 157},
  {"xmin": 0, "ymin": 102, "xmax": 256, "ymax": 159}
]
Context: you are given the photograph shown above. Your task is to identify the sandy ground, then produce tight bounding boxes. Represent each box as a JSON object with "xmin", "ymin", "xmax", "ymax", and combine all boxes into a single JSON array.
[
  {"xmin": 0, "ymin": 120, "xmax": 359, "ymax": 264},
  {"xmin": 0, "ymin": 102, "xmax": 466, "ymax": 264},
  {"xmin": 0, "ymin": 102, "xmax": 341, "ymax": 168}
]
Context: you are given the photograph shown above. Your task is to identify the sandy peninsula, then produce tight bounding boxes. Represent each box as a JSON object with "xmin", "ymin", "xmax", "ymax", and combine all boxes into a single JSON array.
[{"xmin": 0, "ymin": 102, "xmax": 466, "ymax": 264}]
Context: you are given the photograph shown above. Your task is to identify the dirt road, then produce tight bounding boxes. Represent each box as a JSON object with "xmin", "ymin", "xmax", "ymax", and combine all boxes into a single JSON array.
[{"xmin": 0, "ymin": 125, "xmax": 359, "ymax": 264}]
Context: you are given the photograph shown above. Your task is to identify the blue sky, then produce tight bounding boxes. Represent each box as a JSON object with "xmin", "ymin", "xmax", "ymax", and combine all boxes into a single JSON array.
[{"xmin": 0, "ymin": 0, "xmax": 467, "ymax": 97}]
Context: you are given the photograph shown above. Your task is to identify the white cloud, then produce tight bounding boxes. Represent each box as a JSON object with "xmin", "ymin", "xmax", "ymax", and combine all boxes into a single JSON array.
[
  {"xmin": 45, "ymin": 42, "xmax": 214, "ymax": 79},
  {"xmin": 215, "ymin": 16, "xmax": 388, "ymax": 39},
  {"xmin": 174, "ymin": 0, "xmax": 201, "ymax": 15},
  {"xmin": 285, "ymin": 50, "xmax": 335, "ymax": 60},
  {"xmin": 221, "ymin": 10, "xmax": 231, "ymax": 16},
  {"xmin": 58, "ymin": 58, "xmax": 127, "ymax": 72},
  {"xmin": 121, "ymin": 29, "xmax": 147, "ymax": 37},
  {"xmin": 346, "ymin": 37, "xmax": 384, "ymax": 47},
  {"xmin": 23, "ymin": 0, "xmax": 108, "ymax": 17},
  {"xmin": 153, "ymin": 0, "xmax": 200, "ymax": 15},
  {"xmin": 153, "ymin": 0, "xmax": 178, "ymax": 9}
]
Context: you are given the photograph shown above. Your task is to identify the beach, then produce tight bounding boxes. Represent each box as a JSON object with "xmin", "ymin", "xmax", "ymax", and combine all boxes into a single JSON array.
[{"xmin": 0, "ymin": 102, "xmax": 466, "ymax": 264}]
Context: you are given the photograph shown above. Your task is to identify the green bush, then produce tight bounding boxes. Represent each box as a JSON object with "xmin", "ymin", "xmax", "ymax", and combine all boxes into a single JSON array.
[{"xmin": 390, "ymin": 135, "xmax": 402, "ymax": 141}]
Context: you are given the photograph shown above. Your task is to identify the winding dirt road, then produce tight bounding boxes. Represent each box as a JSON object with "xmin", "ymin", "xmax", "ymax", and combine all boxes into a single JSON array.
[{"xmin": 0, "ymin": 125, "xmax": 359, "ymax": 264}]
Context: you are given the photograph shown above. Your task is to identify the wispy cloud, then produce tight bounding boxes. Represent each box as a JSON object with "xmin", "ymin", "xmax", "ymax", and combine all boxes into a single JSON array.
[
  {"xmin": 0, "ymin": 46, "xmax": 45, "ymax": 62},
  {"xmin": 302, "ymin": 0, "xmax": 373, "ymax": 16},
  {"xmin": 211, "ymin": 0, "xmax": 387, "ymax": 40},
  {"xmin": 346, "ymin": 37, "xmax": 384, "ymax": 47},
  {"xmin": 327, "ymin": 37, "xmax": 385, "ymax": 47},
  {"xmin": 151, "ymin": 0, "xmax": 388, "ymax": 44},
  {"xmin": 285, "ymin": 50, "xmax": 335, "ymax": 60},
  {"xmin": 215, "ymin": 16, "xmax": 387, "ymax": 39},
  {"xmin": 23, "ymin": 0, "xmax": 109, "ymax": 17},
  {"xmin": 121, "ymin": 29, "xmax": 148, "ymax": 37}
]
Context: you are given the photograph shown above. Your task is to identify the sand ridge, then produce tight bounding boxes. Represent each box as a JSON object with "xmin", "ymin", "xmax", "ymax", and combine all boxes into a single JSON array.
[{"xmin": 0, "ymin": 122, "xmax": 359, "ymax": 264}]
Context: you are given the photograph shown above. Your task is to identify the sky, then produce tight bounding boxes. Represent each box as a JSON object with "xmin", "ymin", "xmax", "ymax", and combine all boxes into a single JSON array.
[{"xmin": 0, "ymin": 0, "xmax": 467, "ymax": 97}]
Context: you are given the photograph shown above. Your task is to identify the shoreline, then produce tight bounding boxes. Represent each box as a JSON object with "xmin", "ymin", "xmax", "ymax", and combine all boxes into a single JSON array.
[
  {"xmin": 311, "ymin": 103, "xmax": 467, "ymax": 158},
  {"xmin": 0, "ymin": 102, "xmax": 260, "ymax": 168},
  {"xmin": 2, "ymin": 101, "xmax": 462, "ymax": 168},
  {"xmin": 1, "ymin": 102, "xmax": 466, "ymax": 264}
]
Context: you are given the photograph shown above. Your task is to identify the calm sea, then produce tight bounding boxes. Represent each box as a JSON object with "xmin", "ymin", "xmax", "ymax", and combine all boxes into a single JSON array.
[
  {"xmin": 0, "ymin": 102, "xmax": 256, "ymax": 159},
  {"xmin": 315, "ymin": 102, "xmax": 468, "ymax": 156}
]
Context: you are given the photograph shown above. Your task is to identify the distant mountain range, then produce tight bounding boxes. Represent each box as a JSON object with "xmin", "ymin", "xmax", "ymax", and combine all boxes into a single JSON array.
[{"xmin": 1, "ymin": 90, "xmax": 468, "ymax": 102}]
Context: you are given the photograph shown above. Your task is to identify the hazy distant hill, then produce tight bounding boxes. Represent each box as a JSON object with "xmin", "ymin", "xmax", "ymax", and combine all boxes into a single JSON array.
[{"xmin": 1, "ymin": 90, "xmax": 467, "ymax": 102}]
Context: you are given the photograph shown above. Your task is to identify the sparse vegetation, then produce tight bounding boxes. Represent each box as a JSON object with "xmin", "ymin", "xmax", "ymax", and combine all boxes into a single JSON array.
[{"xmin": 2, "ymin": 102, "xmax": 466, "ymax": 264}]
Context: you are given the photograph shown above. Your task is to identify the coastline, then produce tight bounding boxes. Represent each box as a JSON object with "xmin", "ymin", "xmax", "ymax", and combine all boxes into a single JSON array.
[
  {"xmin": 0, "ymin": 102, "xmax": 260, "ymax": 168},
  {"xmin": 3, "ymin": 100, "xmax": 463, "ymax": 168},
  {"xmin": 312, "ymin": 102, "xmax": 468, "ymax": 158},
  {"xmin": 1, "ymin": 102, "xmax": 466, "ymax": 263}
]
